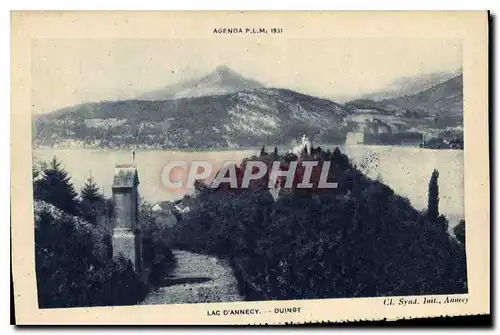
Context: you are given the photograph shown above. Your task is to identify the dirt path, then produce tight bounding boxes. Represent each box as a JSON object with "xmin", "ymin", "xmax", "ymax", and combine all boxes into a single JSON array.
[{"xmin": 141, "ymin": 250, "xmax": 243, "ymax": 305}]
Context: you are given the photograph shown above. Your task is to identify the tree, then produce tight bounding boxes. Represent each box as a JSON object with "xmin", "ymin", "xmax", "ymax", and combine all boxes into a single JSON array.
[
  {"xmin": 301, "ymin": 145, "xmax": 309, "ymax": 156},
  {"xmin": 138, "ymin": 199, "xmax": 176, "ymax": 285},
  {"xmin": 34, "ymin": 204, "xmax": 147, "ymax": 308},
  {"xmin": 453, "ymin": 220, "xmax": 465, "ymax": 245},
  {"xmin": 194, "ymin": 179, "xmax": 209, "ymax": 192},
  {"xmin": 169, "ymin": 148, "xmax": 467, "ymax": 300},
  {"xmin": 81, "ymin": 176, "xmax": 103, "ymax": 202},
  {"xmin": 32, "ymin": 166, "xmax": 39, "ymax": 181},
  {"xmin": 260, "ymin": 145, "xmax": 267, "ymax": 157},
  {"xmin": 35, "ymin": 156, "xmax": 79, "ymax": 215},
  {"xmin": 80, "ymin": 176, "xmax": 105, "ymax": 225},
  {"xmin": 427, "ymin": 169, "xmax": 439, "ymax": 222},
  {"xmin": 33, "ymin": 161, "xmax": 47, "ymax": 200},
  {"xmin": 273, "ymin": 146, "xmax": 279, "ymax": 157},
  {"xmin": 33, "ymin": 166, "xmax": 41, "ymax": 197}
]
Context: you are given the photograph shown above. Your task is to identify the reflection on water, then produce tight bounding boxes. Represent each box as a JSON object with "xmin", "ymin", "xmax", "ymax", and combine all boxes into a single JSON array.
[{"xmin": 33, "ymin": 145, "xmax": 464, "ymax": 227}]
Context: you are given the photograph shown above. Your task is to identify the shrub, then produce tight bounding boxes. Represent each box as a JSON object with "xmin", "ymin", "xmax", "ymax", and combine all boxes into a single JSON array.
[
  {"xmin": 170, "ymin": 148, "xmax": 468, "ymax": 300},
  {"xmin": 34, "ymin": 201, "xmax": 147, "ymax": 308},
  {"xmin": 139, "ymin": 200, "xmax": 176, "ymax": 287},
  {"xmin": 33, "ymin": 157, "xmax": 176, "ymax": 308}
]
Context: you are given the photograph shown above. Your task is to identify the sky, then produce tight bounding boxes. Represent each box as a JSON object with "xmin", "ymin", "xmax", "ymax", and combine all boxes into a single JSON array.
[{"xmin": 31, "ymin": 38, "xmax": 462, "ymax": 114}]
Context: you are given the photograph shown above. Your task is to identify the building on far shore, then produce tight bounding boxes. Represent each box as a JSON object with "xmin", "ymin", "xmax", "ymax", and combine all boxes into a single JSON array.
[
  {"xmin": 345, "ymin": 132, "xmax": 364, "ymax": 145},
  {"xmin": 291, "ymin": 134, "xmax": 312, "ymax": 154},
  {"xmin": 346, "ymin": 130, "xmax": 423, "ymax": 147}
]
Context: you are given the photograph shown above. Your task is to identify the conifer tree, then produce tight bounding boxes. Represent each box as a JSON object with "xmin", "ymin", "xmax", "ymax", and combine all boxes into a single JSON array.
[
  {"xmin": 80, "ymin": 175, "xmax": 105, "ymax": 225},
  {"xmin": 333, "ymin": 147, "xmax": 341, "ymax": 157},
  {"xmin": 427, "ymin": 169, "xmax": 440, "ymax": 222},
  {"xmin": 260, "ymin": 145, "xmax": 267, "ymax": 157},
  {"xmin": 81, "ymin": 176, "xmax": 103, "ymax": 202},
  {"xmin": 273, "ymin": 146, "xmax": 279, "ymax": 157},
  {"xmin": 301, "ymin": 145, "xmax": 309, "ymax": 156},
  {"xmin": 36, "ymin": 156, "xmax": 79, "ymax": 215}
]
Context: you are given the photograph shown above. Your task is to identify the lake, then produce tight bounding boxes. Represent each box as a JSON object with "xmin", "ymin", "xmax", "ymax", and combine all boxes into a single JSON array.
[{"xmin": 32, "ymin": 145, "xmax": 464, "ymax": 227}]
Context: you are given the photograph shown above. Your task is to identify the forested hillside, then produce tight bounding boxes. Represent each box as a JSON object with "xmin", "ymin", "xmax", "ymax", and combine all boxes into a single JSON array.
[{"xmin": 168, "ymin": 147, "xmax": 467, "ymax": 300}]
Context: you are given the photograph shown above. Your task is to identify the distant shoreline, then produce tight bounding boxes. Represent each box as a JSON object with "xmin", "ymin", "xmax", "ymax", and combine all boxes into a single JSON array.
[
  {"xmin": 32, "ymin": 146, "xmax": 262, "ymax": 153},
  {"xmin": 32, "ymin": 144, "xmax": 463, "ymax": 152}
]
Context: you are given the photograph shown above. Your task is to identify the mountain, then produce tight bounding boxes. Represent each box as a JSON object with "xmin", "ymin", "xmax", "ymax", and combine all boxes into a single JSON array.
[
  {"xmin": 137, "ymin": 65, "xmax": 264, "ymax": 101},
  {"xmin": 383, "ymin": 74, "xmax": 463, "ymax": 116},
  {"xmin": 356, "ymin": 70, "xmax": 462, "ymax": 101},
  {"xmin": 33, "ymin": 67, "xmax": 464, "ymax": 150},
  {"xmin": 346, "ymin": 74, "xmax": 463, "ymax": 128},
  {"xmin": 34, "ymin": 87, "xmax": 347, "ymax": 149}
]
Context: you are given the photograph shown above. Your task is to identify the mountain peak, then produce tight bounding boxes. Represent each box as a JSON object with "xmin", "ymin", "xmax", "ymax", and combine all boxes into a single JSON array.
[
  {"xmin": 213, "ymin": 65, "xmax": 233, "ymax": 74},
  {"xmin": 138, "ymin": 66, "xmax": 263, "ymax": 101},
  {"xmin": 202, "ymin": 65, "xmax": 258, "ymax": 85},
  {"xmin": 202, "ymin": 65, "xmax": 245, "ymax": 82}
]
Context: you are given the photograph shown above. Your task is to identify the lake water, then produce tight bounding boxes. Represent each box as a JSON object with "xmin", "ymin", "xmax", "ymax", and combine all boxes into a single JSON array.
[{"xmin": 32, "ymin": 145, "xmax": 464, "ymax": 227}]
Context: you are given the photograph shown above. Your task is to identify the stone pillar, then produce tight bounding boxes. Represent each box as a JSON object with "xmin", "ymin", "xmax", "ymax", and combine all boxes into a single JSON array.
[{"xmin": 111, "ymin": 164, "xmax": 142, "ymax": 272}]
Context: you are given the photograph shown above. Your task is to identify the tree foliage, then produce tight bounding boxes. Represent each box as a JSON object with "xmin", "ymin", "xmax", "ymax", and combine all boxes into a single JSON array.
[
  {"xmin": 427, "ymin": 169, "xmax": 440, "ymax": 223},
  {"xmin": 139, "ymin": 200, "xmax": 176, "ymax": 287},
  {"xmin": 34, "ymin": 156, "xmax": 79, "ymax": 215},
  {"xmin": 34, "ymin": 202, "xmax": 147, "ymax": 308},
  {"xmin": 79, "ymin": 176, "xmax": 106, "ymax": 225},
  {"xmin": 170, "ymin": 148, "xmax": 468, "ymax": 300},
  {"xmin": 260, "ymin": 145, "xmax": 267, "ymax": 157},
  {"xmin": 453, "ymin": 219, "xmax": 466, "ymax": 245},
  {"xmin": 32, "ymin": 158, "xmax": 176, "ymax": 308},
  {"xmin": 81, "ymin": 176, "xmax": 103, "ymax": 202}
]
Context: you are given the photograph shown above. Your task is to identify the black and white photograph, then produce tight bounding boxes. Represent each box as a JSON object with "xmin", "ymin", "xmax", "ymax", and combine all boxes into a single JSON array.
[{"xmin": 10, "ymin": 11, "xmax": 489, "ymax": 325}]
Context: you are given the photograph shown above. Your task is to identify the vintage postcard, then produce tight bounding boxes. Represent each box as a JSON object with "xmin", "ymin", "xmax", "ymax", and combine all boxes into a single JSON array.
[{"xmin": 11, "ymin": 11, "xmax": 489, "ymax": 325}]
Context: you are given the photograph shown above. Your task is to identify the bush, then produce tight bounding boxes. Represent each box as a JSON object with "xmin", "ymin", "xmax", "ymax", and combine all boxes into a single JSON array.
[
  {"xmin": 86, "ymin": 255, "xmax": 148, "ymax": 306},
  {"xmin": 33, "ymin": 157, "xmax": 177, "ymax": 308},
  {"xmin": 34, "ymin": 201, "xmax": 147, "ymax": 308},
  {"xmin": 139, "ymin": 200, "xmax": 177, "ymax": 287},
  {"xmin": 169, "ymin": 148, "xmax": 468, "ymax": 300}
]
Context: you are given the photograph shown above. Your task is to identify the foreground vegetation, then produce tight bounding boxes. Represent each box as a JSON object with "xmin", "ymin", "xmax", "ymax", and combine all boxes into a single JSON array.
[
  {"xmin": 168, "ymin": 146, "xmax": 467, "ymax": 300},
  {"xmin": 33, "ymin": 157, "xmax": 175, "ymax": 308}
]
